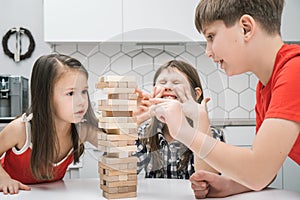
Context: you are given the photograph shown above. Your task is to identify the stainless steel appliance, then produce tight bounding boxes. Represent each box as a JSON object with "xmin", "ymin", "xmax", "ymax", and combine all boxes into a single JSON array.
[{"xmin": 0, "ymin": 75, "xmax": 29, "ymax": 120}]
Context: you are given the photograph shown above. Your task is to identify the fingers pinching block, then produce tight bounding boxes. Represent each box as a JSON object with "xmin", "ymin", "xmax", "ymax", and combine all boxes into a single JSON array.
[{"xmin": 96, "ymin": 76, "xmax": 138, "ymax": 199}]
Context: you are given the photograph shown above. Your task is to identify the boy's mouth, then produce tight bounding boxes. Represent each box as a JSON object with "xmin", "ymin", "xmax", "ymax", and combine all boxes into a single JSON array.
[{"xmin": 218, "ymin": 59, "xmax": 224, "ymax": 69}]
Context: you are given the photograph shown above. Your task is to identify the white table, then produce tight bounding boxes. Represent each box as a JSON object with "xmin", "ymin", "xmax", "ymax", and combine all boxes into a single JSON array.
[{"xmin": 1, "ymin": 178, "xmax": 300, "ymax": 200}]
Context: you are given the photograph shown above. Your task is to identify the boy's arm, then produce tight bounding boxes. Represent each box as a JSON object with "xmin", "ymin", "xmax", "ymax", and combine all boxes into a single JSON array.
[
  {"xmin": 151, "ymin": 98, "xmax": 299, "ymax": 191},
  {"xmin": 194, "ymin": 127, "xmax": 223, "ymax": 173},
  {"xmin": 189, "ymin": 118, "xmax": 299, "ymax": 191}
]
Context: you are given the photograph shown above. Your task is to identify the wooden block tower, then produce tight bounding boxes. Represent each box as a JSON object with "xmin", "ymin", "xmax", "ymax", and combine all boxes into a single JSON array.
[{"xmin": 96, "ymin": 76, "xmax": 138, "ymax": 199}]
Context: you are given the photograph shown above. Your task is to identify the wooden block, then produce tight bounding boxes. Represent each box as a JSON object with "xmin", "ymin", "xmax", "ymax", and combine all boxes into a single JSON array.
[
  {"xmin": 127, "ymin": 82, "xmax": 137, "ymax": 88},
  {"xmin": 108, "ymin": 93, "xmax": 138, "ymax": 100},
  {"xmin": 95, "ymin": 81, "xmax": 119, "ymax": 88},
  {"xmin": 98, "ymin": 99, "xmax": 137, "ymax": 106},
  {"xmin": 102, "ymin": 180, "xmax": 137, "ymax": 187},
  {"xmin": 101, "ymin": 88, "xmax": 135, "ymax": 94},
  {"xmin": 99, "ymin": 155, "xmax": 137, "ymax": 165},
  {"xmin": 98, "ymin": 116, "xmax": 136, "ymax": 124},
  {"xmin": 103, "ymin": 191, "xmax": 137, "ymax": 199},
  {"xmin": 98, "ymin": 145, "xmax": 137, "ymax": 153},
  {"xmin": 118, "ymin": 82, "xmax": 127, "ymax": 88},
  {"xmin": 98, "ymin": 140, "xmax": 132, "ymax": 148},
  {"xmin": 98, "ymin": 122, "xmax": 137, "ymax": 129},
  {"xmin": 101, "ymin": 173, "xmax": 137, "ymax": 182},
  {"xmin": 96, "ymin": 81, "xmax": 137, "ymax": 90},
  {"xmin": 100, "ymin": 185, "xmax": 136, "ymax": 194},
  {"xmin": 98, "ymin": 161, "xmax": 137, "ymax": 172},
  {"xmin": 106, "ymin": 152, "xmax": 130, "ymax": 158},
  {"xmin": 98, "ymin": 140, "xmax": 135, "ymax": 148},
  {"xmin": 101, "ymin": 128, "xmax": 137, "ymax": 135},
  {"xmin": 101, "ymin": 111, "xmax": 133, "ymax": 117},
  {"xmin": 98, "ymin": 163, "xmax": 136, "ymax": 175},
  {"xmin": 99, "ymin": 76, "xmax": 136, "ymax": 82},
  {"xmin": 98, "ymin": 132, "xmax": 138, "ymax": 141},
  {"xmin": 98, "ymin": 105, "xmax": 136, "ymax": 112}
]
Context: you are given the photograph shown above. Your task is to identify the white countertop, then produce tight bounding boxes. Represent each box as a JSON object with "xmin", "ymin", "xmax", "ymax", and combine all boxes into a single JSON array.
[{"xmin": 0, "ymin": 178, "xmax": 299, "ymax": 200}]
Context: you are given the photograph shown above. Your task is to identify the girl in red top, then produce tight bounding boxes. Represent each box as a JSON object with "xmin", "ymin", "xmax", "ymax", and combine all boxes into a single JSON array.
[{"xmin": 0, "ymin": 54, "xmax": 100, "ymax": 194}]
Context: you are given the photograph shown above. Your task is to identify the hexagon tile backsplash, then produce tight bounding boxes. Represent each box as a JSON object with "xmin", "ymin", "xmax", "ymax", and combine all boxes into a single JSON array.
[{"xmin": 52, "ymin": 42, "xmax": 257, "ymax": 126}]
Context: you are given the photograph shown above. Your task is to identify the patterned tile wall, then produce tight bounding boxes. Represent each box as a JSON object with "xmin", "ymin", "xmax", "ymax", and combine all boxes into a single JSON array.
[{"xmin": 51, "ymin": 43, "xmax": 257, "ymax": 124}]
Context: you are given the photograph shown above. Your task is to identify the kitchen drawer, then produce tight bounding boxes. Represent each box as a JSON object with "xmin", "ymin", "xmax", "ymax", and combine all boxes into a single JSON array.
[{"xmin": 222, "ymin": 126, "xmax": 255, "ymax": 146}]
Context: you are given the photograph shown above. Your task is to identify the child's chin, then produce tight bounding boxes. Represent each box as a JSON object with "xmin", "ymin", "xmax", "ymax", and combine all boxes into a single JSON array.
[{"xmin": 73, "ymin": 118, "xmax": 84, "ymax": 123}]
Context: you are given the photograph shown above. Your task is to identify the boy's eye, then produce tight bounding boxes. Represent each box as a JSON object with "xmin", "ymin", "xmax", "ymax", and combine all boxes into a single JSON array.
[
  {"xmin": 207, "ymin": 34, "xmax": 214, "ymax": 41},
  {"xmin": 158, "ymin": 80, "xmax": 166, "ymax": 84},
  {"xmin": 82, "ymin": 90, "xmax": 88, "ymax": 94}
]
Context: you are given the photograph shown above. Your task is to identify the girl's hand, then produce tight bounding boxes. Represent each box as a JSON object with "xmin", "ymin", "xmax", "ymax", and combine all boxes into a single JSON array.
[
  {"xmin": 134, "ymin": 87, "xmax": 164, "ymax": 125},
  {"xmin": 0, "ymin": 176, "xmax": 31, "ymax": 194}
]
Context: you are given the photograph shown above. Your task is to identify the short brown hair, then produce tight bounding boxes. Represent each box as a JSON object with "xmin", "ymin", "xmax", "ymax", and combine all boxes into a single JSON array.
[{"xmin": 195, "ymin": 0, "xmax": 284, "ymax": 35}]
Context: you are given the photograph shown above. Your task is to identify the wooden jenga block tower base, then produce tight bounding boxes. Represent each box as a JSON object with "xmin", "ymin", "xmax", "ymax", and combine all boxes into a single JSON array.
[{"xmin": 96, "ymin": 76, "xmax": 138, "ymax": 199}]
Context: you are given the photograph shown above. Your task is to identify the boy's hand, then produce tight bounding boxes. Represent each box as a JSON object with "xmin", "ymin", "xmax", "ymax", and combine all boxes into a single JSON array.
[
  {"xmin": 190, "ymin": 170, "xmax": 251, "ymax": 198},
  {"xmin": 0, "ymin": 177, "xmax": 31, "ymax": 194},
  {"xmin": 149, "ymin": 98, "xmax": 194, "ymax": 145}
]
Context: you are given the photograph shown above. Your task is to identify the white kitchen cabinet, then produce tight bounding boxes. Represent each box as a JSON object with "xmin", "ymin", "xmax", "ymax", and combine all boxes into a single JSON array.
[
  {"xmin": 222, "ymin": 126, "xmax": 255, "ymax": 147},
  {"xmin": 222, "ymin": 126, "xmax": 283, "ymax": 190},
  {"xmin": 122, "ymin": 0, "xmax": 205, "ymax": 42},
  {"xmin": 43, "ymin": 0, "xmax": 205, "ymax": 43},
  {"xmin": 222, "ymin": 126, "xmax": 300, "ymax": 192},
  {"xmin": 43, "ymin": 0, "xmax": 123, "ymax": 42},
  {"xmin": 281, "ymin": 0, "xmax": 300, "ymax": 42},
  {"xmin": 283, "ymin": 157, "xmax": 300, "ymax": 192},
  {"xmin": 64, "ymin": 142, "xmax": 101, "ymax": 179}
]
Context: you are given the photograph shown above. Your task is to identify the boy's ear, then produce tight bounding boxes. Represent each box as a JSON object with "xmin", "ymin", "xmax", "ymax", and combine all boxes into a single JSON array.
[{"xmin": 240, "ymin": 14, "xmax": 256, "ymax": 41}]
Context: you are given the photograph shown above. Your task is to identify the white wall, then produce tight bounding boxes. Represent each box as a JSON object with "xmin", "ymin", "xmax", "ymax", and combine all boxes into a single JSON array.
[
  {"xmin": 0, "ymin": 0, "xmax": 299, "ymax": 78},
  {"xmin": 281, "ymin": 0, "xmax": 300, "ymax": 41},
  {"xmin": 0, "ymin": 0, "xmax": 51, "ymax": 79}
]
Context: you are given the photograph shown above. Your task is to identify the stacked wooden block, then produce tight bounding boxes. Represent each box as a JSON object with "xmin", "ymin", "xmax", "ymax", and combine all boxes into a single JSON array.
[{"xmin": 96, "ymin": 76, "xmax": 138, "ymax": 199}]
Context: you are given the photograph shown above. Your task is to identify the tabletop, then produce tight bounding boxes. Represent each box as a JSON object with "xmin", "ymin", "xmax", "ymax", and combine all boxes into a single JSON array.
[{"xmin": 0, "ymin": 178, "xmax": 300, "ymax": 200}]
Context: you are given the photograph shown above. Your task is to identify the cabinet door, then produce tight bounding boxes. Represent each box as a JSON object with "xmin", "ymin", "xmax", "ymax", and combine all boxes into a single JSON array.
[
  {"xmin": 123, "ymin": 0, "xmax": 205, "ymax": 42},
  {"xmin": 283, "ymin": 157, "xmax": 300, "ymax": 192},
  {"xmin": 222, "ymin": 126, "xmax": 255, "ymax": 147},
  {"xmin": 44, "ymin": 0, "xmax": 122, "ymax": 42},
  {"xmin": 281, "ymin": 0, "xmax": 300, "ymax": 42}
]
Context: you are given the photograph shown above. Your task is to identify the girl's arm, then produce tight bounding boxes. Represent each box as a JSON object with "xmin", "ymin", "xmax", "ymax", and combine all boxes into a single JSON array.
[{"xmin": 0, "ymin": 118, "xmax": 31, "ymax": 194}]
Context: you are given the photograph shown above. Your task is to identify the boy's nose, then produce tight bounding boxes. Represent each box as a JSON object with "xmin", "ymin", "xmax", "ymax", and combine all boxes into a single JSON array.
[
  {"xmin": 205, "ymin": 49, "xmax": 213, "ymax": 58},
  {"xmin": 205, "ymin": 44, "xmax": 213, "ymax": 58}
]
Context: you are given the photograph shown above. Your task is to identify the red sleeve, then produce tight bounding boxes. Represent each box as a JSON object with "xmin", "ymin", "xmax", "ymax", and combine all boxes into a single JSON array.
[{"xmin": 266, "ymin": 56, "xmax": 300, "ymax": 122}]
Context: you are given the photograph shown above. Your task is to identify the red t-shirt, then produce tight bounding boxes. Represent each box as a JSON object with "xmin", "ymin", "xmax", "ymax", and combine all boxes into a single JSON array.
[
  {"xmin": 0, "ymin": 113, "xmax": 74, "ymax": 184},
  {"xmin": 255, "ymin": 44, "xmax": 300, "ymax": 165},
  {"xmin": 1, "ymin": 148, "xmax": 73, "ymax": 184}
]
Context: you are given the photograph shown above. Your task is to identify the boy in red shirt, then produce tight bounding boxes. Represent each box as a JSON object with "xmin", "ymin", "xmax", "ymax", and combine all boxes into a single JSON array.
[{"xmin": 150, "ymin": 0, "xmax": 300, "ymax": 198}]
